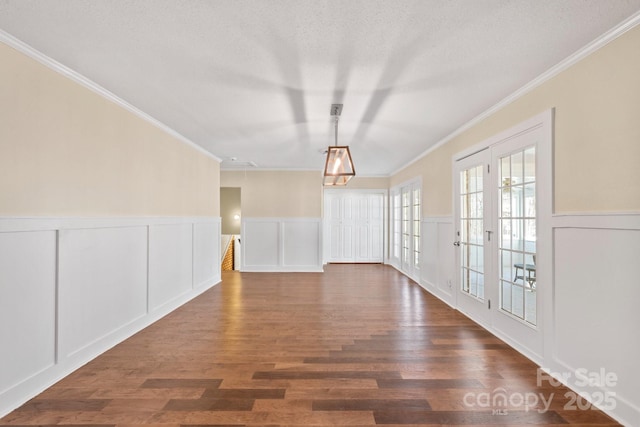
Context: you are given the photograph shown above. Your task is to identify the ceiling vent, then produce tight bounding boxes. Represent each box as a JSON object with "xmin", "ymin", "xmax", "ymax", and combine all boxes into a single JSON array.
[{"xmin": 222, "ymin": 158, "xmax": 258, "ymax": 168}]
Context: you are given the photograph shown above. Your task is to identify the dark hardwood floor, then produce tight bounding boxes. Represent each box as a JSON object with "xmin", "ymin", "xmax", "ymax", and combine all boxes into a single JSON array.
[{"xmin": 0, "ymin": 264, "xmax": 621, "ymax": 426}]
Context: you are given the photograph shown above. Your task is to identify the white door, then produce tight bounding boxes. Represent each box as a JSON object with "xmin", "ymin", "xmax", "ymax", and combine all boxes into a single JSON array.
[
  {"xmin": 454, "ymin": 149, "xmax": 492, "ymax": 327},
  {"xmin": 397, "ymin": 181, "xmax": 421, "ymax": 280},
  {"xmin": 453, "ymin": 113, "xmax": 549, "ymax": 360},
  {"xmin": 354, "ymin": 194, "xmax": 384, "ymax": 262},
  {"xmin": 324, "ymin": 191, "xmax": 384, "ymax": 263},
  {"xmin": 369, "ymin": 193, "xmax": 384, "ymax": 261},
  {"xmin": 489, "ymin": 130, "xmax": 542, "ymax": 355},
  {"xmin": 326, "ymin": 193, "xmax": 354, "ymax": 262},
  {"xmin": 355, "ymin": 195, "xmax": 370, "ymax": 262}
]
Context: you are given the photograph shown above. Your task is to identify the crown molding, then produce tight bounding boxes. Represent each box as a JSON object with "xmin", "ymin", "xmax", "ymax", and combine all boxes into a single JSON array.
[
  {"xmin": 390, "ymin": 10, "xmax": 640, "ymax": 177},
  {"xmin": 0, "ymin": 29, "xmax": 222, "ymax": 163}
]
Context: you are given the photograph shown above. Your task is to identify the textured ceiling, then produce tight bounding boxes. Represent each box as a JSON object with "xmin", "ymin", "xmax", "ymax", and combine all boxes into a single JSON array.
[{"xmin": 1, "ymin": 0, "xmax": 640, "ymax": 175}]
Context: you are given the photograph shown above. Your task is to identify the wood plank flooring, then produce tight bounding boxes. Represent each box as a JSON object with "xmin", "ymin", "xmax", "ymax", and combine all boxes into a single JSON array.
[{"xmin": 0, "ymin": 264, "xmax": 621, "ymax": 426}]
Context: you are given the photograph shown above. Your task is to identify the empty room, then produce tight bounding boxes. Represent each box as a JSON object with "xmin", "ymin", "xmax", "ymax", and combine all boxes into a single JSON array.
[{"xmin": 1, "ymin": 1, "xmax": 639, "ymax": 426}]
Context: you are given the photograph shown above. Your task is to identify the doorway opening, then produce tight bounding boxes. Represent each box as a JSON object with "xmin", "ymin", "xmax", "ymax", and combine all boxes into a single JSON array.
[{"xmin": 220, "ymin": 187, "xmax": 241, "ymax": 271}]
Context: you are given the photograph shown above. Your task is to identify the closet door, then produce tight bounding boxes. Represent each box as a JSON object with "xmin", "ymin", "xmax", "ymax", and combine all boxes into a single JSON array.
[
  {"xmin": 324, "ymin": 191, "xmax": 384, "ymax": 263},
  {"xmin": 326, "ymin": 193, "xmax": 354, "ymax": 262}
]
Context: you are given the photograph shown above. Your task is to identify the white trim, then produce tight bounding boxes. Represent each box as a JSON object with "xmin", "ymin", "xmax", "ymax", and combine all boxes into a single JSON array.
[
  {"xmin": 221, "ymin": 167, "xmax": 390, "ymax": 178},
  {"xmin": 453, "ymin": 110, "xmax": 551, "ymax": 161},
  {"xmin": 391, "ymin": 11, "xmax": 640, "ymax": 176},
  {"xmin": 0, "ymin": 30, "xmax": 221, "ymax": 163},
  {"xmin": 323, "ymin": 188, "xmax": 388, "ymax": 196},
  {"xmin": 552, "ymin": 212, "xmax": 640, "ymax": 229},
  {"xmin": 389, "ymin": 176, "xmax": 422, "ymax": 192},
  {"xmin": 422, "ymin": 216, "xmax": 453, "ymax": 224},
  {"xmin": 0, "ymin": 216, "xmax": 219, "ymax": 233},
  {"xmin": 222, "ymin": 167, "xmax": 319, "ymax": 172}
]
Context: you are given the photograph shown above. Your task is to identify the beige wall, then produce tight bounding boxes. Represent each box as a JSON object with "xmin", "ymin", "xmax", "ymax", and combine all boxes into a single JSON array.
[
  {"xmin": 220, "ymin": 170, "xmax": 322, "ymax": 217},
  {"xmin": 391, "ymin": 25, "xmax": 640, "ymax": 216},
  {"xmin": 334, "ymin": 176, "xmax": 390, "ymax": 190},
  {"xmin": 0, "ymin": 42, "xmax": 220, "ymax": 217}
]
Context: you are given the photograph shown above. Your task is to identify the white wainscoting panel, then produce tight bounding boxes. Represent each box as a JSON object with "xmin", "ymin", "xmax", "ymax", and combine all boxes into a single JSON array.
[
  {"xmin": 419, "ymin": 217, "xmax": 455, "ymax": 307},
  {"xmin": 552, "ymin": 216, "xmax": 640, "ymax": 426},
  {"xmin": 243, "ymin": 220, "xmax": 280, "ymax": 268},
  {"xmin": 282, "ymin": 220, "xmax": 321, "ymax": 268},
  {"xmin": 58, "ymin": 226, "xmax": 148, "ymax": 358},
  {"xmin": 242, "ymin": 218, "xmax": 323, "ymax": 272},
  {"xmin": 0, "ymin": 217, "xmax": 221, "ymax": 418},
  {"xmin": 194, "ymin": 222, "xmax": 220, "ymax": 287},
  {"xmin": 149, "ymin": 223, "xmax": 194, "ymax": 311},
  {"xmin": 0, "ymin": 231, "xmax": 57, "ymax": 395}
]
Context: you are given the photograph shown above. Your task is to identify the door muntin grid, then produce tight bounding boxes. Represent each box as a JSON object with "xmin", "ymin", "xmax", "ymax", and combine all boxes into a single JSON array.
[
  {"xmin": 392, "ymin": 192, "xmax": 401, "ymax": 259},
  {"xmin": 402, "ymin": 189, "xmax": 410, "ymax": 267},
  {"xmin": 460, "ymin": 165, "xmax": 484, "ymax": 300},
  {"xmin": 498, "ymin": 146, "xmax": 537, "ymax": 325},
  {"xmin": 412, "ymin": 187, "xmax": 421, "ymax": 269}
]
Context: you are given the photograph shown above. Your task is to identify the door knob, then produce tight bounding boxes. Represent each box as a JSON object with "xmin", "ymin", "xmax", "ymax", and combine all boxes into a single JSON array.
[{"xmin": 453, "ymin": 241, "xmax": 461, "ymax": 247}]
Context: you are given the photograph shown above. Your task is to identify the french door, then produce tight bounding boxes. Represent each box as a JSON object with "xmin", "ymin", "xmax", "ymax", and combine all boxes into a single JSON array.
[
  {"xmin": 454, "ymin": 116, "xmax": 549, "ymax": 358},
  {"xmin": 397, "ymin": 181, "xmax": 421, "ymax": 280},
  {"xmin": 454, "ymin": 149, "xmax": 492, "ymax": 326}
]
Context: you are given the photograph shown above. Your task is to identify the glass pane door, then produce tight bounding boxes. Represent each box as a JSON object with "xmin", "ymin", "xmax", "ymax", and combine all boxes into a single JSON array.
[
  {"xmin": 454, "ymin": 111, "xmax": 551, "ymax": 359},
  {"xmin": 412, "ymin": 187, "xmax": 421, "ymax": 270},
  {"xmin": 392, "ymin": 192, "xmax": 401, "ymax": 260},
  {"xmin": 498, "ymin": 147, "xmax": 537, "ymax": 325},
  {"xmin": 401, "ymin": 189, "xmax": 410, "ymax": 270},
  {"xmin": 454, "ymin": 149, "xmax": 491, "ymax": 326},
  {"xmin": 460, "ymin": 164, "xmax": 485, "ymax": 300}
]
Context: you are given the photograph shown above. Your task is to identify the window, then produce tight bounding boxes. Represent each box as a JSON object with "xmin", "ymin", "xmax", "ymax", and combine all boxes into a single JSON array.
[{"xmin": 391, "ymin": 179, "xmax": 421, "ymax": 278}]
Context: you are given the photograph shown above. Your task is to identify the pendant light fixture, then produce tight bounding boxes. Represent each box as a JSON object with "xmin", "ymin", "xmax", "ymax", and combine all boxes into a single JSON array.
[{"xmin": 323, "ymin": 103, "xmax": 355, "ymax": 186}]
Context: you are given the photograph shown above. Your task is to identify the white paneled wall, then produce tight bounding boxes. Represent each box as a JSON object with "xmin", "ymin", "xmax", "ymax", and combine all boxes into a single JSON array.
[
  {"xmin": 419, "ymin": 217, "xmax": 455, "ymax": 307},
  {"xmin": 0, "ymin": 217, "xmax": 221, "ymax": 417},
  {"xmin": 282, "ymin": 221, "xmax": 321, "ymax": 267},
  {"xmin": 0, "ymin": 230, "xmax": 57, "ymax": 396},
  {"xmin": 550, "ymin": 214, "xmax": 640, "ymax": 426},
  {"xmin": 415, "ymin": 213, "xmax": 640, "ymax": 425},
  {"xmin": 149, "ymin": 224, "xmax": 194, "ymax": 311},
  {"xmin": 242, "ymin": 218, "xmax": 322, "ymax": 272},
  {"xmin": 195, "ymin": 222, "xmax": 221, "ymax": 283},
  {"xmin": 58, "ymin": 226, "xmax": 149, "ymax": 358}
]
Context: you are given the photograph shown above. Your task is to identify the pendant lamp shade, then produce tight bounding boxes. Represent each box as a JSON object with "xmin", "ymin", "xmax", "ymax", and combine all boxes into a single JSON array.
[
  {"xmin": 323, "ymin": 145, "xmax": 355, "ymax": 186},
  {"xmin": 323, "ymin": 103, "xmax": 355, "ymax": 186}
]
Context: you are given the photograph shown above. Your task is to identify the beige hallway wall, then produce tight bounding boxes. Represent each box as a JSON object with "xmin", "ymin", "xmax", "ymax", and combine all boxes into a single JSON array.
[
  {"xmin": 220, "ymin": 170, "xmax": 322, "ymax": 217},
  {"xmin": 391, "ymin": 24, "xmax": 640, "ymax": 216},
  {"xmin": 0, "ymin": 42, "xmax": 220, "ymax": 217}
]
